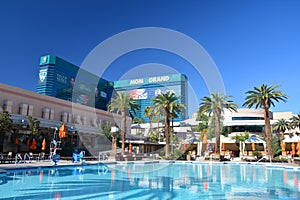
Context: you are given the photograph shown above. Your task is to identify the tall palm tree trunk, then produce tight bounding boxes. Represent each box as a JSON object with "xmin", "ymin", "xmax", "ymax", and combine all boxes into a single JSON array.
[
  {"xmin": 214, "ymin": 112, "xmax": 221, "ymax": 159},
  {"xmin": 264, "ymin": 108, "xmax": 273, "ymax": 158},
  {"xmin": 165, "ymin": 112, "xmax": 170, "ymax": 156},
  {"xmin": 149, "ymin": 117, "xmax": 153, "ymax": 134},
  {"xmin": 121, "ymin": 108, "xmax": 126, "ymax": 154}
]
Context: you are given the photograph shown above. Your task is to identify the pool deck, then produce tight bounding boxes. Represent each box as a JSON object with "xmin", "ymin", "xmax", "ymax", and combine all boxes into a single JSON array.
[{"xmin": 1, "ymin": 157, "xmax": 300, "ymax": 172}]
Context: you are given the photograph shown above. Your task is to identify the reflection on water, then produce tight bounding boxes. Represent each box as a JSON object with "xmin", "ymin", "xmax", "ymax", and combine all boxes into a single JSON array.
[{"xmin": 1, "ymin": 163, "xmax": 300, "ymax": 199}]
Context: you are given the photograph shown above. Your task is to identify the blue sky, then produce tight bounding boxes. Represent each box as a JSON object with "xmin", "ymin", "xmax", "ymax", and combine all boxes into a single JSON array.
[{"xmin": 1, "ymin": 0, "xmax": 300, "ymax": 117}]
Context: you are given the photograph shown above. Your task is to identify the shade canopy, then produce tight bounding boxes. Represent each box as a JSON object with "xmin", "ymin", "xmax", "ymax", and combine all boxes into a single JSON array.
[{"xmin": 245, "ymin": 135, "xmax": 266, "ymax": 144}]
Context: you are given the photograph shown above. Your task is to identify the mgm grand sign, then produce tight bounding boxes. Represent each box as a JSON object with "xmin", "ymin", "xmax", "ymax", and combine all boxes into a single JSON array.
[{"xmin": 130, "ymin": 75, "xmax": 170, "ymax": 85}]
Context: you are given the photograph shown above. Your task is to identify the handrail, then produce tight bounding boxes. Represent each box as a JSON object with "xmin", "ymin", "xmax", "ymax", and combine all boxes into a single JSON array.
[
  {"xmin": 256, "ymin": 155, "xmax": 272, "ymax": 164},
  {"xmin": 15, "ymin": 153, "xmax": 22, "ymax": 165},
  {"xmin": 23, "ymin": 153, "xmax": 31, "ymax": 165}
]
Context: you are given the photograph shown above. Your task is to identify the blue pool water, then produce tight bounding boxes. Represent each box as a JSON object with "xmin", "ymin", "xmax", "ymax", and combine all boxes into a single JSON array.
[{"xmin": 1, "ymin": 162, "xmax": 300, "ymax": 199}]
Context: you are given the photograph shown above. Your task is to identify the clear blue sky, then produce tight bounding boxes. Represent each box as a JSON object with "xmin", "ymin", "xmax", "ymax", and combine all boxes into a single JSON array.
[{"xmin": 1, "ymin": 0, "xmax": 300, "ymax": 117}]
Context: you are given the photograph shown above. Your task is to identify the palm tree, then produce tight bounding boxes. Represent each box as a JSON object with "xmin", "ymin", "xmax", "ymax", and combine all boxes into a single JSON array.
[
  {"xmin": 151, "ymin": 91, "xmax": 184, "ymax": 156},
  {"xmin": 290, "ymin": 114, "xmax": 300, "ymax": 130},
  {"xmin": 198, "ymin": 93, "xmax": 237, "ymax": 159},
  {"xmin": 272, "ymin": 118, "xmax": 290, "ymax": 141},
  {"xmin": 108, "ymin": 92, "xmax": 139, "ymax": 154},
  {"xmin": 243, "ymin": 84, "xmax": 288, "ymax": 158},
  {"xmin": 28, "ymin": 115, "xmax": 40, "ymax": 135},
  {"xmin": 170, "ymin": 102, "xmax": 185, "ymax": 132},
  {"xmin": 144, "ymin": 106, "xmax": 155, "ymax": 134},
  {"xmin": 0, "ymin": 110, "xmax": 13, "ymax": 152}
]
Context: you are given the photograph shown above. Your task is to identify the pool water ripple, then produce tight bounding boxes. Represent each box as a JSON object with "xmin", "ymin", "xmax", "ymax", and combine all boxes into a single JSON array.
[{"xmin": 1, "ymin": 162, "xmax": 300, "ymax": 199}]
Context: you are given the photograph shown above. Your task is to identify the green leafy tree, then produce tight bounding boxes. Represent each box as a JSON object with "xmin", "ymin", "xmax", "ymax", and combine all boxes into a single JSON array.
[
  {"xmin": 232, "ymin": 131, "xmax": 250, "ymax": 142},
  {"xmin": 272, "ymin": 118, "xmax": 290, "ymax": 148},
  {"xmin": 28, "ymin": 115, "xmax": 40, "ymax": 135},
  {"xmin": 151, "ymin": 91, "xmax": 184, "ymax": 156},
  {"xmin": 243, "ymin": 84, "xmax": 288, "ymax": 158},
  {"xmin": 0, "ymin": 110, "xmax": 13, "ymax": 152},
  {"xmin": 108, "ymin": 92, "xmax": 139, "ymax": 154},
  {"xmin": 148, "ymin": 130, "xmax": 159, "ymax": 142},
  {"xmin": 221, "ymin": 126, "xmax": 231, "ymax": 137},
  {"xmin": 102, "ymin": 123, "xmax": 112, "ymax": 141},
  {"xmin": 232, "ymin": 131, "xmax": 250, "ymax": 156},
  {"xmin": 198, "ymin": 93, "xmax": 237, "ymax": 159},
  {"xmin": 290, "ymin": 114, "xmax": 300, "ymax": 129}
]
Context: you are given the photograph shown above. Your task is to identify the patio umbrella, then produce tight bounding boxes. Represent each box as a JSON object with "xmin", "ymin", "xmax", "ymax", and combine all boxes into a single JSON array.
[
  {"xmin": 281, "ymin": 141, "xmax": 285, "ymax": 152},
  {"xmin": 202, "ymin": 133, "xmax": 208, "ymax": 153},
  {"xmin": 30, "ymin": 138, "xmax": 37, "ymax": 150},
  {"xmin": 42, "ymin": 138, "xmax": 46, "ymax": 151},
  {"xmin": 296, "ymin": 140, "xmax": 300, "ymax": 156},
  {"xmin": 221, "ymin": 143, "xmax": 225, "ymax": 151},
  {"xmin": 59, "ymin": 124, "xmax": 67, "ymax": 138},
  {"xmin": 252, "ymin": 142, "xmax": 256, "ymax": 151},
  {"xmin": 292, "ymin": 142, "xmax": 295, "ymax": 155},
  {"xmin": 129, "ymin": 143, "xmax": 132, "ymax": 153},
  {"xmin": 15, "ymin": 138, "xmax": 18, "ymax": 152}
]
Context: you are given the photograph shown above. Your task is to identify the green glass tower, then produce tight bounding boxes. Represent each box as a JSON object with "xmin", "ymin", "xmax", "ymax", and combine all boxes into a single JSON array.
[{"xmin": 36, "ymin": 55, "xmax": 112, "ymax": 110}]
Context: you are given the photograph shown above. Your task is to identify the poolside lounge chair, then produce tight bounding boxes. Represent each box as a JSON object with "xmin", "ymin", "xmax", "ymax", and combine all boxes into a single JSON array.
[
  {"xmin": 7, "ymin": 152, "xmax": 12, "ymax": 158},
  {"xmin": 0, "ymin": 152, "xmax": 15, "ymax": 164}
]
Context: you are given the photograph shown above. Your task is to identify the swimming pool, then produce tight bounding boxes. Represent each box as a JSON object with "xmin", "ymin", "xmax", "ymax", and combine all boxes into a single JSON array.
[{"xmin": 1, "ymin": 162, "xmax": 300, "ymax": 199}]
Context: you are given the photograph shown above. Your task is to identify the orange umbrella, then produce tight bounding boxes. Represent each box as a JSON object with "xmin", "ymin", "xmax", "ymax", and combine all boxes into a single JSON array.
[
  {"xmin": 252, "ymin": 142, "xmax": 256, "ymax": 151},
  {"xmin": 15, "ymin": 138, "xmax": 19, "ymax": 152},
  {"xmin": 129, "ymin": 143, "xmax": 132, "ymax": 153},
  {"xmin": 203, "ymin": 133, "xmax": 208, "ymax": 144},
  {"xmin": 281, "ymin": 141, "xmax": 285, "ymax": 152},
  {"xmin": 113, "ymin": 139, "xmax": 117, "ymax": 154},
  {"xmin": 30, "ymin": 138, "xmax": 37, "ymax": 150},
  {"xmin": 221, "ymin": 143, "xmax": 225, "ymax": 151},
  {"xmin": 292, "ymin": 142, "xmax": 295, "ymax": 155},
  {"xmin": 42, "ymin": 138, "xmax": 46, "ymax": 151},
  {"xmin": 202, "ymin": 133, "xmax": 208, "ymax": 153},
  {"xmin": 296, "ymin": 140, "xmax": 300, "ymax": 156},
  {"xmin": 59, "ymin": 124, "xmax": 67, "ymax": 138}
]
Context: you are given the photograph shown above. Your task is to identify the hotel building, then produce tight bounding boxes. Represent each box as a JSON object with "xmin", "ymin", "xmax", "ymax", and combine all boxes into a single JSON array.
[
  {"xmin": 114, "ymin": 74, "xmax": 188, "ymax": 123},
  {"xmin": 36, "ymin": 55, "xmax": 113, "ymax": 111}
]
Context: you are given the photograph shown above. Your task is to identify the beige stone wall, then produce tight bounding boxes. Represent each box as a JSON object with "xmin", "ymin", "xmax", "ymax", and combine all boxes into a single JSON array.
[{"xmin": 0, "ymin": 83, "xmax": 131, "ymax": 129}]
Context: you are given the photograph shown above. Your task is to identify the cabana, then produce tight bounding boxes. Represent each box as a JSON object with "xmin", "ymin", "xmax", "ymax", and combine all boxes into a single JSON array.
[
  {"xmin": 244, "ymin": 135, "xmax": 266, "ymax": 157},
  {"xmin": 282, "ymin": 134, "xmax": 300, "ymax": 157}
]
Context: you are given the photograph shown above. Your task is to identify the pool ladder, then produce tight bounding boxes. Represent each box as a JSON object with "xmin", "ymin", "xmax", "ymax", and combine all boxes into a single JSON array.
[
  {"xmin": 256, "ymin": 155, "xmax": 272, "ymax": 164},
  {"xmin": 15, "ymin": 153, "xmax": 31, "ymax": 166}
]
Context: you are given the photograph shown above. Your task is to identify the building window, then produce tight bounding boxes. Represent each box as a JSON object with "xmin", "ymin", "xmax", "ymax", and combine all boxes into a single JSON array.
[
  {"xmin": 232, "ymin": 117, "xmax": 264, "ymax": 120},
  {"xmin": 61, "ymin": 111, "xmax": 68, "ymax": 123},
  {"xmin": 28, "ymin": 105, "xmax": 33, "ymax": 116},
  {"xmin": 74, "ymin": 115, "xmax": 82, "ymax": 125},
  {"xmin": 67, "ymin": 113, "xmax": 73, "ymax": 123},
  {"xmin": 19, "ymin": 103, "xmax": 28, "ymax": 115},
  {"xmin": 3, "ymin": 99, "xmax": 13, "ymax": 113},
  {"xmin": 91, "ymin": 118, "xmax": 98, "ymax": 127},
  {"xmin": 82, "ymin": 116, "xmax": 87, "ymax": 125},
  {"xmin": 50, "ymin": 109, "xmax": 54, "ymax": 120},
  {"xmin": 42, "ymin": 108, "xmax": 50, "ymax": 119}
]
